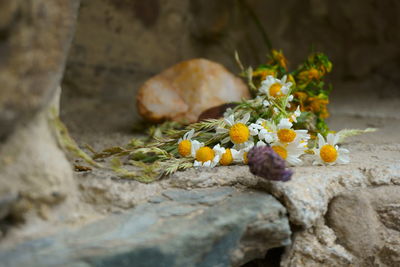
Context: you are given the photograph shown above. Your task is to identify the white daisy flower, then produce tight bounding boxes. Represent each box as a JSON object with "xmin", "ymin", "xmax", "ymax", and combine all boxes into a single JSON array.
[
  {"xmin": 259, "ymin": 75, "xmax": 292, "ymax": 98},
  {"xmin": 193, "ymin": 144, "xmax": 226, "ymax": 168},
  {"xmin": 249, "ymin": 118, "xmax": 276, "ymax": 144},
  {"xmin": 275, "ymin": 118, "xmax": 309, "ymax": 144},
  {"xmin": 177, "ymin": 129, "xmax": 195, "ymax": 157},
  {"xmin": 216, "ymin": 113, "xmax": 252, "ymax": 145},
  {"xmin": 271, "ymin": 140, "xmax": 307, "ymax": 166},
  {"xmin": 249, "ymin": 118, "xmax": 309, "ymax": 145},
  {"xmin": 313, "ymin": 133, "xmax": 350, "ymax": 165}
]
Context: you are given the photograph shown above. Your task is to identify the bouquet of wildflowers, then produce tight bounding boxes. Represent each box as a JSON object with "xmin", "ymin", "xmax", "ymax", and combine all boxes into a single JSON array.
[{"xmin": 88, "ymin": 50, "xmax": 374, "ymax": 183}]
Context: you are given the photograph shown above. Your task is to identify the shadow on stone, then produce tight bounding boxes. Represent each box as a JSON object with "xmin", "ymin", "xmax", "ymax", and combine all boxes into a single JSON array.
[{"xmin": 241, "ymin": 247, "xmax": 285, "ymax": 267}]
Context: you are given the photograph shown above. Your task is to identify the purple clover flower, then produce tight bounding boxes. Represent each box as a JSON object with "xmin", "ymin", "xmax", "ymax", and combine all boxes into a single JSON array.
[{"xmin": 247, "ymin": 145, "xmax": 293, "ymax": 182}]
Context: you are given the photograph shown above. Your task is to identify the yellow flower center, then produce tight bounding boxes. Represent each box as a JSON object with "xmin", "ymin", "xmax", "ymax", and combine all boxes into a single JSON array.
[
  {"xmin": 229, "ymin": 123, "xmax": 250, "ymax": 144},
  {"xmin": 277, "ymin": 129, "xmax": 297, "ymax": 143},
  {"xmin": 219, "ymin": 148, "xmax": 233, "ymax": 166},
  {"xmin": 272, "ymin": 145, "xmax": 288, "ymax": 159},
  {"xmin": 243, "ymin": 152, "xmax": 249, "ymax": 164},
  {"xmin": 269, "ymin": 83, "xmax": 282, "ymax": 97},
  {"xmin": 320, "ymin": 144, "xmax": 338, "ymax": 163},
  {"xmin": 178, "ymin": 140, "xmax": 191, "ymax": 157},
  {"xmin": 196, "ymin": 147, "xmax": 215, "ymax": 163}
]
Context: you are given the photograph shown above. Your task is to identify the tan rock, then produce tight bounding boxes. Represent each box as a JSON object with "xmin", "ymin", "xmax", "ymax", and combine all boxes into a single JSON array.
[
  {"xmin": 0, "ymin": 87, "xmax": 76, "ymax": 225},
  {"xmin": 136, "ymin": 58, "xmax": 249, "ymax": 123}
]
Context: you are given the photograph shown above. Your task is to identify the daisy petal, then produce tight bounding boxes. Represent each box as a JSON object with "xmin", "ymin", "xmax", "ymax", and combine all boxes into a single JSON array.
[
  {"xmin": 317, "ymin": 134, "xmax": 325, "ymax": 148},
  {"xmin": 327, "ymin": 133, "xmax": 335, "ymax": 145},
  {"xmin": 278, "ymin": 118, "xmax": 292, "ymax": 129},
  {"xmin": 186, "ymin": 129, "xmax": 195, "ymax": 139},
  {"xmin": 225, "ymin": 114, "xmax": 234, "ymax": 126},
  {"xmin": 193, "ymin": 161, "xmax": 201, "ymax": 167},
  {"xmin": 240, "ymin": 113, "xmax": 251, "ymax": 124},
  {"xmin": 203, "ymin": 161, "xmax": 211, "ymax": 167},
  {"xmin": 256, "ymin": 140, "xmax": 267, "ymax": 147}
]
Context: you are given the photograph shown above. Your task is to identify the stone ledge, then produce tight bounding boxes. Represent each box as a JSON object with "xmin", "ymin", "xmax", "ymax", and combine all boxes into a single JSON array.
[{"xmin": 0, "ymin": 187, "xmax": 291, "ymax": 267}]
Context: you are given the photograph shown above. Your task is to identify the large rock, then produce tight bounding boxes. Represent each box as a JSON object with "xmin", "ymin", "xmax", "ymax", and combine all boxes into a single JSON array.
[
  {"xmin": 0, "ymin": 87, "xmax": 76, "ymax": 232},
  {"xmin": 136, "ymin": 58, "xmax": 249, "ymax": 123},
  {"xmin": 0, "ymin": 0, "xmax": 79, "ymax": 141},
  {"xmin": 326, "ymin": 186, "xmax": 400, "ymax": 266},
  {"xmin": 165, "ymin": 140, "xmax": 400, "ymax": 266},
  {"xmin": 0, "ymin": 187, "xmax": 291, "ymax": 267},
  {"xmin": 0, "ymin": 0, "xmax": 79, "ymax": 231},
  {"xmin": 280, "ymin": 186, "xmax": 400, "ymax": 267},
  {"xmin": 280, "ymin": 219, "xmax": 354, "ymax": 267}
]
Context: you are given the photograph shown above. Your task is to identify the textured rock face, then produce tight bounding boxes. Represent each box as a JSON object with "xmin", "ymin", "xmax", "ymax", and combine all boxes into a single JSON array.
[
  {"xmin": 0, "ymin": 1, "xmax": 397, "ymax": 266},
  {"xmin": 0, "ymin": 87, "xmax": 76, "ymax": 230},
  {"xmin": 0, "ymin": 187, "xmax": 291, "ymax": 267},
  {"xmin": 281, "ymin": 186, "xmax": 400, "ymax": 267},
  {"xmin": 0, "ymin": 0, "xmax": 79, "ymax": 141},
  {"xmin": 326, "ymin": 186, "xmax": 400, "ymax": 266},
  {"xmin": 169, "ymin": 142, "xmax": 400, "ymax": 231},
  {"xmin": 281, "ymin": 219, "xmax": 355, "ymax": 267},
  {"xmin": 0, "ymin": 0, "xmax": 79, "ymax": 231},
  {"xmin": 136, "ymin": 58, "xmax": 249, "ymax": 123},
  {"xmin": 166, "ymin": 139, "xmax": 400, "ymax": 266}
]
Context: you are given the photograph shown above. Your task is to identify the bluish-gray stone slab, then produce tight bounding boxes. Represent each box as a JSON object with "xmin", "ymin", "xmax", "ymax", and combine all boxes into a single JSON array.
[{"xmin": 0, "ymin": 187, "xmax": 291, "ymax": 267}]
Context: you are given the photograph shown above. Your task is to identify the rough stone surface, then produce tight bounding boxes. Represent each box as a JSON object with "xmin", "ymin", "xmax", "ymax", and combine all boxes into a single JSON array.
[
  {"xmin": 77, "ymin": 168, "xmax": 165, "ymax": 211},
  {"xmin": 0, "ymin": 87, "xmax": 76, "ymax": 231},
  {"xmin": 169, "ymin": 143, "xmax": 400, "ymax": 229},
  {"xmin": 164, "ymin": 135, "xmax": 400, "ymax": 266},
  {"xmin": 0, "ymin": 0, "xmax": 79, "ymax": 141},
  {"xmin": 50, "ymin": 102, "xmax": 400, "ymax": 267},
  {"xmin": 326, "ymin": 186, "xmax": 400, "ymax": 266},
  {"xmin": 1, "ymin": 117, "xmax": 399, "ymax": 266},
  {"xmin": 281, "ymin": 219, "xmax": 354, "ymax": 267},
  {"xmin": 137, "ymin": 58, "xmax": 249, "ymax": 123},
  {"xmin": 0, "ymin": 187, "xmax": 291, "ymax": 267},
  {"xmin": 280, "ymin": 186, "xmax": 400, "ymax": 267},
  {"xmin": 1, "ymin": 1, "xmax": 399, "ymax": 266}
]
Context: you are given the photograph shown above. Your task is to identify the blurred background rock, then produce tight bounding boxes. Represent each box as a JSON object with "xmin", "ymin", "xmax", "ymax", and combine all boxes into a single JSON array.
[{"xmin": 61, "ymin": 0, "xmax": 400, "ymax": 143}]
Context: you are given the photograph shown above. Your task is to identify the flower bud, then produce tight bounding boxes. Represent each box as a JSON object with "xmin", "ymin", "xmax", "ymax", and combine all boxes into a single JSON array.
[{"xmin": 247, "ymin": 145, "xmax": 293, "ymax": 182}]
